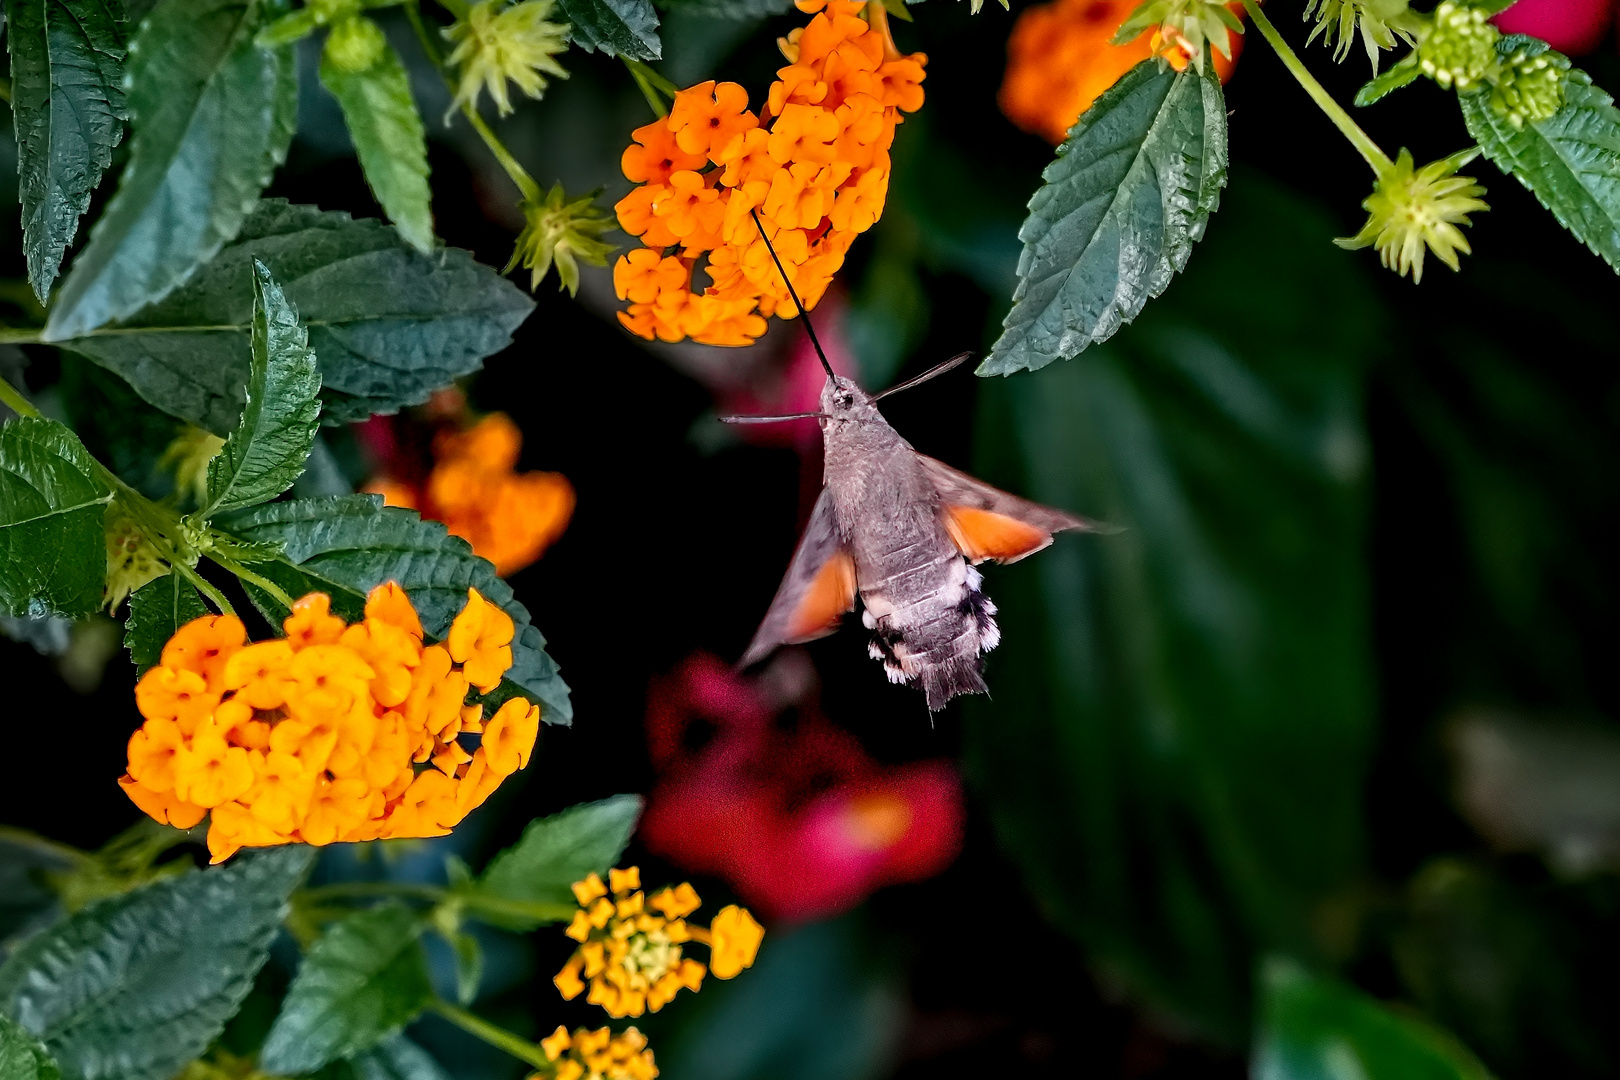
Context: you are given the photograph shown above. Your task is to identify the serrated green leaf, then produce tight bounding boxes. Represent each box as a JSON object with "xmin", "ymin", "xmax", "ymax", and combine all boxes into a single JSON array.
[
  {"xmin": 558, "ymin": 0, "xmax": 660, "ymax": 58},
  {"xmin": 1354, "ymin": 54, "xmax": 1420, "ymax": 106},
  {"xmin": 0, "ymin": 416, "xmax": 114, "ymax": 618},
  {"xmin": 202, "ymin": 261, "xmax": 320, "ymax": 515},
  {"xmin": 7, "ymin": 0, "xmax": 129, "ymax": 302},
  {"xmin": 259, "ymin": 903, "xmax": 433, "ymax": 1076},
  {"xmin": 59, "ymin": 200, "xmax": 534, "ymax": 434},
  {"xmin": 964, "ymin": 173, "xmax": 1376, "ymax": 1041},
  {"xmin": 0, "ymin": 1014, "xmax": 61, "ymax": 1080},
  {"xmin": 1254, "ymin": 957, "xmax": 1494, "ymax": 1080},
  {"xmin": 43, "ymin": 0, "xmax": 298, "ymax": 341},
  {"xmin": 319, "ymin": 30, "xmax": 434, "ymax": 254},
  {"xmin": 214, "ymin": 494, "xmax": 572, "ymax": 722},
  {"xmin": 1460, "ymin": 38, "xmax": 1620, "ymax": 272},
  {"xmin": 471, "ymin": 795, "xmax": 642, "ymax": 930},
  {"xmin": 979, "ymin": 59, "xmax": 1227, "ymax": 377},
  {"xmin": 0, "ymin": 847, "xmax": 314, "ymax": 1080},
  {"xmin": 350, "ymin": 1036, "xmax": 450, "ymax": 1080},
  {"xmin": 123, "ymin": 571, "xmax": 208, "ymax": 673}
]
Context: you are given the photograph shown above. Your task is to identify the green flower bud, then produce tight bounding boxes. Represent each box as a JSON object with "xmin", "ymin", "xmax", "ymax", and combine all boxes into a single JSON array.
[
  {"xmin": 1336, "ymin": 147, "xmax": 1488, "ymax": 282},
  {"xmin": 506, "ymin": 183, "xmax": 616, "ymax": 296},
  {"xmin": 324, "ymin": 15, "xmax": 389, "ymax": 75},
  {"xmin": 104, "ymin": 506, "xmax": 166, "ymax": 613},
  {"xmin": 1488, "ymin": 45, "xmax": 1567, "ymax": 129},
  {"xmin": 1416, "ymin": 0, "xmax": 1499, "ymax": 90}
]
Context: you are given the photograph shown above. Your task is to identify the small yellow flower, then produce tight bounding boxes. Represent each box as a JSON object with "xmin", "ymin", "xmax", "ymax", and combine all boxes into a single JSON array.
[
  {"xmin": 1336, "ymin": 148, "xmax": 1488, "ymax": 283},
  {"xmin": 554, "ymin": 869, "xmax": 762, "ymax": 1018},
  {"xmin": 1302, "ymin": 0, "xmax": 1415, "ymax": 71},
  {"xmin": 1113, "ymin": 0, "xmax": 1245, "ymax": 70},
  {"xmin": 159, "ymin": 426, "xmax": 226, "ymax": 507},
  {"xmin": 443, "ymin": 0, "xmax": 570, "ymax": 117},
  {"xmin": 507, "ymin": 183, "xmax": 617, "ymax": 296},
  {"xmin": 537, "ymin": 1026, "xmax": 658, "ymax": 1080}
]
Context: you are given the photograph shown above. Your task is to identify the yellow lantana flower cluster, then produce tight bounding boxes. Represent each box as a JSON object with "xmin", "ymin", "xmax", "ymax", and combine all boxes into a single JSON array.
[
  {"xmin": 554, "ymin": 868, "xmax": 765, "ymax": 1018},
  {"xmin": 536, "ymin": 1026, "xmax": 657, "ymax": 1080},
  {"xmin": 612, "ymin": 0, "xmax": 926, "ymax": 347},
  {"xmin": 119, "ymin": 583, "xmax": 540, "ymax": 863}
]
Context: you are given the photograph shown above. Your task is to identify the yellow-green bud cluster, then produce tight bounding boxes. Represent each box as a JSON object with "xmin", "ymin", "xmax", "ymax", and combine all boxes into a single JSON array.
[
  {"xmin": 325, "ymin": 16, "xmax": 389, "ymax": 73},
  {"xmin": 1416, "ymin": 1, "xmax": 1499, "ymax": 90},
  {"xmin": 1488, "ymin": 45, "xmax": 1566, "ymax": 128}
]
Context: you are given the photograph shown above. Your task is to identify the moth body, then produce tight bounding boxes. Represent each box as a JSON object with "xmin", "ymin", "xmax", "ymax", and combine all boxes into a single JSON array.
[{"xmin": 740, "ymin": 369, "xmax": 1096, "ymax": 712}]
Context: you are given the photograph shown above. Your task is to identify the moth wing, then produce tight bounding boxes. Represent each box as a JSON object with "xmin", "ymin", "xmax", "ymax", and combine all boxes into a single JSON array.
[
  {"xmin": 739, "ymin": 489, "xmax": 856, "ymax": 667},
  {"xmin": 918, "ymin": 454, "xmax": 1098, "ymax": 565}
]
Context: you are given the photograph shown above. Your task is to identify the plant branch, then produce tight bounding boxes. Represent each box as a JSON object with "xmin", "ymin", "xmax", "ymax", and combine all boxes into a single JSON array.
[
  {"xmin": 431, "ymin": 1001, "xmax": 554, "ymax": 1071},
  {"xmin": 0, "ymin": 374, "xmax": 42, "ymax": 419},
  {"xmin": 624, "ymin": 58, "xmax": 676, "ymax": 117},
  {"xmin": 1240, "ymin": 0, "xmax": 1394, "ymax": 174},
  {"xmin": 206, "ymin": 550, "xmax": 296, "ymax": 610}
]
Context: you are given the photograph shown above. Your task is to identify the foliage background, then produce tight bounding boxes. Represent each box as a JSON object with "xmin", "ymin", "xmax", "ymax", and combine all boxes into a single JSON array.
[{"xmin": 5, "ymin": 1, "xmax": 1620, "ymax": 1077}]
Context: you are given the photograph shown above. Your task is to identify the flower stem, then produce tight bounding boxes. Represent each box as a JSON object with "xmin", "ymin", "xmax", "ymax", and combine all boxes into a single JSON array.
[
  {"xmin": 624, "ymin": 58, "xmax": 670, "ymax": 118},
  {"xmin": 431, "ymin": 1001, "xmax": 553, "ymax": 1071},
  {"xmin": 206, "ymin": 551, "xmax": 296, "ymax": 610},
  {"xmin": 0, "ymin": 374, "xmax": 42, "ymax": 419},
  {"xmin": 298, "ymin": 880, "xmax": 576, "ymax": 924},
  {"xmin": 0, "ymin": 327, "xmax": 43, "ymax": 345},
  {"xmin": 1240, "ymin": 0, "xmax": 1394, "ymax": 174}
]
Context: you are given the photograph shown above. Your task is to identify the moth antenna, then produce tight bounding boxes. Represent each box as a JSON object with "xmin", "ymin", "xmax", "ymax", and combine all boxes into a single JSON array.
[
  {"xmin": 719, "ymin": 412, "xmax": 828, "ymax": 424},
  {"xmin": 873, "ymin": 351, "xmax": 974, "ymax": 401},
  {"xmin": 751, "ymin": 209, "xmax": 836, "ymax": 381}
]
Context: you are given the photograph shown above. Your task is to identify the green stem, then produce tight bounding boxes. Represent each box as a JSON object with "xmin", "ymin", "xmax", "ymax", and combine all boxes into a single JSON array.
[
  {"xmin": 405, "ymin": 0, "xmax": 541, "ymax": 202},
  {"xmin": 0, "ymin": 78, "xmax": 12, "ymax": 104},
  {"xmin": 0, "ymin": 374, "xmax": 42, "ymax": 419},
  {"xmin": 0, "ymin": 825, "xmax": 95, "ymax": 866},
  {"xmin": 1240, "ymin": 0, "xmax": 1394, "ymax": 174},
  {"xmin": 206, "ymin": 550, "xmax": 296, "ymax": 610},
  {"xmin": 624, "ymin": 58, "xmax": 669, "ymax": 118},
  {"xmin": 431, "ymin": 1002, "xmax": 553, "ymax": 1071},
  {"xmin": 297, "ymin": 880, "xmax": 575, "ymax": 924}
]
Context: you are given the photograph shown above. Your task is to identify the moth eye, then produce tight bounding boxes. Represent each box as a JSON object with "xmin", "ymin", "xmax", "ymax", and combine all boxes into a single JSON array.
[{"xmin": 839, "ymin": 394, "xmax": 854, "ymax": 408}]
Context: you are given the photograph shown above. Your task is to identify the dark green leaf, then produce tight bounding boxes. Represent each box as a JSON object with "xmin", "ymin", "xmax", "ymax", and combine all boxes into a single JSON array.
[
  {"xmin": 0, "ymin": 847, "xmax": 314, "ymax": 1080},
  {"xmin": 1353, "ymin": 54, "xmax": 1420, "ymax": 106},
  {"xmin": 59, "ymin": 200, "xmax": 534, "ymax": 434},
  {"xmin": 123, "ymin": 571, "xmax": 208, "ymax": 673},
  {"xmin": 558, "ymin": 0, "xmax": 660, "ymax": 59},
  {"xmin": 963, "ymin": 173, "xmax": 1377, "ymax": 1041},
  {"xmin": 215, "ymin": 494, "xmax": 572, "ymax": 722},
  {"xmin": 6, "ymin": 0, "xmax": 129, "ymax": 302},
  {"xmin": 472, "ymin": 795, "xmax": 642, "ymax": 929},
  {"xmin": 43, "ymin": 0, "xmax": 298, "ymax": 341},
  {"xmin": 1460, "ymin": 38, "xmax": 1620, "ymax": 272},
  {"xmin": 979, "ymin": 59, "xmax": 1227, "ymax": 376},
  {"xmin": 0, "ymin": 1015, "xmax": 60, "ymax": 1080},
  {"xmin": 0, "ymin": 416, "xmax": 113, "ymax": 618},
  {"xmin": 202, "ymin": 260, "xmax": 320, "ymax": 515},
  {"xmin": 259, "ymin": 903, "xmax": 433, "ymax": 1076},
  {"xmin": 350, "ymin": 1036, "xmax": 450, "ymax": 1080},
  {"xmin": 1254, "ymin": 957, "xmax": 1493, "ymax": 1080},
  {"xmin": 319, "ymin": 28, "xmax": 434, "ymax": 254},
  {"xmin": 57, "ymin": 355, "xmax": 184, "ymax": 499}
]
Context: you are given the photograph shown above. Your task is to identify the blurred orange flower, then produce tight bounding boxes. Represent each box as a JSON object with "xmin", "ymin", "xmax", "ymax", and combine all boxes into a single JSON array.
[
  {"xmin": 1000, "ymin": 0, "xmax": 1242, "ymax": 145},
  {"xmin": 367, "ymin": 413, "xmax": 574, "ymax": 576}
]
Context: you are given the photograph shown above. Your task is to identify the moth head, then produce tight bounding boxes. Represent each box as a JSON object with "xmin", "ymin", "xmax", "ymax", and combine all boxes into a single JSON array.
[{"xmin": 820, "ymin": 375, "xmax": 876, "ymax": 422}]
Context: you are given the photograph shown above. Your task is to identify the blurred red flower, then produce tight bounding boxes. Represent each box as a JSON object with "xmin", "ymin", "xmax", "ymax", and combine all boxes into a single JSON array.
[
  {"xmin": 639, "ymin": 652, "xmax": 964, "ymax": 922},
  {"xmin": 1494, "ymin": 0, "xmax": 1615, "ymax": 55}
]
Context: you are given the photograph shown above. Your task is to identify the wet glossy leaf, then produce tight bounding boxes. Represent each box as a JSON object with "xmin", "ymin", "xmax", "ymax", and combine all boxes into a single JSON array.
[
  {"xmin": 980, "ymin": 59, "xmax": 1227, "ymax": 376},
  {"xmin": 60, "ymin": 201, "xmax": 533, "ymax": 434},
  {"xmin": 558, "ymin": 0, "xmax": 660, "ymax": 58},
  {"xmin": 0, "ymin": 416, "xmax": 113, "ymax": 618},
  {"xmin": 6, "ymin": 0, "xmax": 129, "ymax": 302},
  {"xmin": 215, "ymin": 494, "xmax": 572, "ymax": 722},
  {"xmin": 0, "ymin": 1016, "xmax": 59, "ymax": 1080},
  {"xmin": 123, "ymin": 571, "xmax": 208, "ymax": 673},
  {"xmin": 44, "ymin": 0, "xmax": 298, "ymax": 340}
]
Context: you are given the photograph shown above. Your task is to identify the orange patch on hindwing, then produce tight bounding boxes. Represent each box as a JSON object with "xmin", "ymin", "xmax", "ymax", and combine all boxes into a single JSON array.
[
  {"xmin": 943, "ymin": 505, "xmax": 1052, "ymax": 564},
  {"xmin": 785, "ymin": 551, "xmax": 857, "ymax": 640}
]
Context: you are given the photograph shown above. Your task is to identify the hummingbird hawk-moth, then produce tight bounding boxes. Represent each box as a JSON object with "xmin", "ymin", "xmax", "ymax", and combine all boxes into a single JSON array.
[{"xmin": 726, "ymin": 214, "xmax": 1098, "ymax": 711}]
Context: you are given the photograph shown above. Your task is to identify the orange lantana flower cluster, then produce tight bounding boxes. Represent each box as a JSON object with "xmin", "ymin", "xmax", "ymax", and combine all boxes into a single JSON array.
[
  {"xmin": 612, "ymin": 0, "xmax": 926, "ymax": 346},
  {"xmin": 369, "ymin": 413, "xmax": 574, "ymax": 577},
  {"xmin": 999, "ymin": 0, "xmax": 1241, "ymax": 144},
  {"xmin": 120, "ymin": 583, "xmax": 540, "ymax": 863}
]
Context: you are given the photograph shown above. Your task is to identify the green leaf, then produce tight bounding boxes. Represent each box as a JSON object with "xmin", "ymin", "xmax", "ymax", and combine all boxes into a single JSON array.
[
  {"xmin": 0, "ymin": 416, "xmax": 114, "ymax": 618},
  {"xmin": 59, "ymin": 200, "xmax": 534, "ymax": 434},
  {"xmin": 43, "ymin": 0, "xmax": 298, "ymax": 341},
  {"xmin": 0, "ymin": 847, "xmax": 314, "ymax": 1080},
  {"xmin": 1354, "ymin": 54, "xmax": 1420, "ymax": 106},
  {"xmin": 979, "ymin": 59, "xmax": 1227, "ymax": 376},
  {"xmin": 652, "ymin": 0, "xmax": 790, "ymax": 18},
  {"xmin": 557, "ymin": 0, "xmax": 661, "ymax": 59},
  {"xmin": 6, "ymin": 0, "xmax": 129, "ymax": 302},
  {"xmin": 123, "ymin": 571, "xmax": 208, "ymax": 673},
  {"xmin": 1460, "ymin": 38, "xmax": 1620, "ymax": 272},
  {"xmin": 448, "ymin": 932, "xmax": 482, "ymax": 1005},
  {"xmin": 1255, "ymin": 957, "xmax": 1494, "ymax": 1080},
  {"xmin": 471, "ymin": 795, "xmax": 642, "ymax": 929},
  {"xmin": 319, "ymin": 27, "xmax": 434, "ymax": 254},
  {"xmin": 0, "ymin": 1015, "xmax": 60, "ymax": 1080},
  {"xmin": 202, "ymin": 260, "xmax": 320, "ymax": 516},
  {"xmin": 259, "ymin": 903, "xmax": 434, "ymax": 1076},
  {"xmin": 214, "ymin": 494, "xmax": 572, "ymax": 722},
  {"xmin": 963, "ymin": 172, "xmax": 1377, "ymax": 1042},
  {"xmin": 350, "ymin": 1036, "xmax": 450, "ymax": 1080}
]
